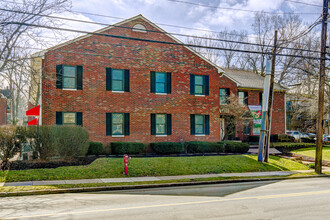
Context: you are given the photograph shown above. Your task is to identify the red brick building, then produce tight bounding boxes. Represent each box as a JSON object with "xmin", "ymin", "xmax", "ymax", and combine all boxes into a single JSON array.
[
  {"xmin": 31, "ymin": 15, "xmax": 286, "ymax": 144},
  {"xmin": 0, "ymin": 90, "xmax": 11, "ymax": 125}
]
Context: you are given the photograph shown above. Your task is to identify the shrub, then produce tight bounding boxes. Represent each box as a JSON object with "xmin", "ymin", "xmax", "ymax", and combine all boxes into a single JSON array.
[
  {"xmin": 271, "ymin": 142, "xmax": 316, "ymax": 153},
  {"xmin": 186, "ymin": 141, "xmax": 224, "ymax": 153},
  {"xmin": 221, "ymin": 141, "xmax": 250, "ymax": 153},
  {"xmin": 247, "ymin": 136, "xmax": 259, "ymax": 143},
  {"xmin": 51, "ymin": 125, "xmax": 90, "ymax": 159},
  {"xmin": 308, "ymin": 163, "xmax": 315, "ymax": 169},
  {"xmin": 278, "ymin": 134, "xmax": 295, "ymax": 142},
  {"xmin": 150, "ymin": 142, "xmax": 184, "ymax": 154},
  {"xmin": 103, "ymin": 144, "xmax": 112, "ymax": 155},
  {"xmin": 88, "ymin": 142, "xmax": 103, "ymax": 156},
  {"xmin": 111, "ymin": 142, "xmax": 146, "ymax": 154},
  {"xmin": 0, "ymin": 126, "xmax": 24, "ymax": 170},
  {"xmin": 301, "ymin": 137, "xmax": 315, "ymax": 143}
]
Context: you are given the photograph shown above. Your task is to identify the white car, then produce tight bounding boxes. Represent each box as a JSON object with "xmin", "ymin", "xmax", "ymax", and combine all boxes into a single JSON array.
[{"xmin": 286, "ymin": 131, "xmax": 302, "ymax": 141}]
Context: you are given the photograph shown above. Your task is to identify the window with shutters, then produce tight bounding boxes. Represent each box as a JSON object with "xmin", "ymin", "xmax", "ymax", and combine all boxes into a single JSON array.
[
  {"xmin": 220, "ymin": 88, "xmax": 230, "ymax": 105},
  {"xmin": 191, "ymin": 114, "xmax": 209, "ymax": 135},
  {"xmin": 63, "ymin": 112, "xmax": 76, "ymax": 125},
  {"xmin": 112, "ymin": 113, "xmax": 124, "ymax": 135},
  {"xmin": 190, "ymin": 74, "xmax": 209, "ymax": 96},
  {"xmin": 63, "ymin": 66, "xmax": 76, "ymax": 89},
  {"xmin": 112, "ymin": 69, "xmax": 124, "ymax": 92},
  {"xmin": 150, "ymin": 71, "xmax": 171, "ymax": 94},
  {"xmin": 156, "ymin": 114, "xmax": 167, "ymax": 135}
]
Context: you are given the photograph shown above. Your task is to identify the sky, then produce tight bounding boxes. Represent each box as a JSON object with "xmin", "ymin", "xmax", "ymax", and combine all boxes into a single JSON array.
[{"xmin": 51, "ymin": 0, "xmax": 323, "ymax": 44}]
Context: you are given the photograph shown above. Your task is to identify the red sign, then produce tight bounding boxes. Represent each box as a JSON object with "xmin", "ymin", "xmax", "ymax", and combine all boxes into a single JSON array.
[
  {"xmin": 26, "ymin": 105, "xmax": 40, "ymax": 116},
  {"xmin": 28, "ymin": 118, "xmax": 38, "ymax": 126}
]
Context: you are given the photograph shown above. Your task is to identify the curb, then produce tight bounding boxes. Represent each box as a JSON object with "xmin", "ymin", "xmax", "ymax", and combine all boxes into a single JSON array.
[{"xmin": 1, "ymin": 174, "xmax": 329, "ymax": 197}]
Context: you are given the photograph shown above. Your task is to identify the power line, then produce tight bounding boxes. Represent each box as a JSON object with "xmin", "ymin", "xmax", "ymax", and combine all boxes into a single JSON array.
[
  {"xmin": 0, "ymin": 8, "xmax": 322, "ymax": 54},
  {"xmin": 0, "ymin": 0, "xmax": 319, "ymax": 43},
  {"xmin": 166, "ymin": 0, "xmax": 320, "ymax": 15},
  {"xmin": 3, "ymin": 21, "xmax": 324, "ymax": 60},
  {"xmin": 283, "ymin": 0, "xmax": 323, "ymax": 8}
]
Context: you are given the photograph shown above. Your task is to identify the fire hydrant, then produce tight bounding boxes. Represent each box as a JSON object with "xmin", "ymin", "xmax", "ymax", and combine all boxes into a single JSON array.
[{"xmin": 123, "ymin": 154, "xmax": 131, "ymax": 175}]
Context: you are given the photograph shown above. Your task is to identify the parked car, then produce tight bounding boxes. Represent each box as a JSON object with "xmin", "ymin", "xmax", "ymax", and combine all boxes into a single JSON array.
[
  {"xmin": 301, "ymin": 132, "xmax": 310, "ymax": 138},
  {"xmin": 308, "ymin": 133, "xmax": 316, "ymax": 139},
  {"xmin": 286, "ymin": 130, "xmax": 303, "ymax": 141},
  {"xmin": 323, "ymin": 134, "xmax": 330, "ymax": 141}
]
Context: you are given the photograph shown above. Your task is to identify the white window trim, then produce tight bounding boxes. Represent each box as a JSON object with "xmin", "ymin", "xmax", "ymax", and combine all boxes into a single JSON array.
[
  {"xmin": 155, "ymin": 93, "xmax": 167, "ymax": 95},
  {"xmin": 156, "ymin": 135, "xmax": 167, "ymax": 137},
  {"xmin": 195, "ymin": 134, "xmax": 206, "ymax": 137},
  {"xmin": 111, "ymin": 91, "xmax": 125, "ymax": 93},
  {"xmin": 195, "ymin": 94, "xmax": 205, "ymax": 97},
  {"xmin": 112, "ymin": 135, "xmax": 125, "ymax": 137}
]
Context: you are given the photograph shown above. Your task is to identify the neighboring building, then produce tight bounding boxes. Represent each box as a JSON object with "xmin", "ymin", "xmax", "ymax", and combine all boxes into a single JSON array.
[
  {"xmin": 0, "ymin": 89, "xmax": 11, "ymax": 125},
  {"xmin": 30, "ymin": 15, "xmax": 287, "ymax": 144}
]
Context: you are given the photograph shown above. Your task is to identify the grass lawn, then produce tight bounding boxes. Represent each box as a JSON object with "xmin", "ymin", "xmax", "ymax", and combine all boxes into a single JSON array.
[
  {"xmin": 0, "ymin": 155, "xmax": 308, "ymax": 183},
  {"xmin": 291, "ymin": 147, "xmax": 330, "ymax": 161}
]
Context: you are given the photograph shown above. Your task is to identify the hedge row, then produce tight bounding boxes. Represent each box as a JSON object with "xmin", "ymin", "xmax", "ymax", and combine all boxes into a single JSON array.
[{"xmin": 87, "ymin": 141, "xmax": 250, "ymax": 155}]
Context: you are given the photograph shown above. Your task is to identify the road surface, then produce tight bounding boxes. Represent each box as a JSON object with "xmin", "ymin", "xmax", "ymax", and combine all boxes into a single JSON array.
[{"xmin": 1, "ymin": 177, "xmax": 330, "ymax": 219}]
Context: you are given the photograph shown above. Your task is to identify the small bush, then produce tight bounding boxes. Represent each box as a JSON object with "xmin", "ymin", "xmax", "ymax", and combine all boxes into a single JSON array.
[
  {"xmin": 186, "ymin": 141, "xmax": 224, "ymax": 153},
  {"xmin": 247, "ymin": 136, "xmax": 259, "ymax": 143},
  {"xmin": 88, "ymin": 142, "xmax": 103, "ymax": 156},
  {"xmin": 151, "ymin": 142, "xmax": 184, "ymax": 154},
  {"xmin": 308, "ymin": 163, "xmax": 315, "ymax": 169},
  {"xmin": 111, "ymin": 142, "xmax": 146, "ymax": 154},
  {"xmin": 278, "ymin": 134, "xmax": 295, "ymax": 142},
  {"xmin": 301, "ymin": 137, "xmax": 315, "ymax": 143},
  {"xmin": 103, "ymin": 144, "xmax": 112, "ymax": 155},
  {"xmin": 221, "ymin": 141, "xmax": 250, "ymax": 153}
]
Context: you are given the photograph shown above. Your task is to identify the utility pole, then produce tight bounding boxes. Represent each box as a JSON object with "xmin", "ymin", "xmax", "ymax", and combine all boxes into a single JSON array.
[
  {"xmin": 315, "ymin": 0, "xmax": 329, "ymax": 174},
  {"xmin": 258, "ymin": 30, "xmax": 277, "ymax": 163},
  {"xmin": 265, "ymin": 30, "xmax": 277, "ymax": 163}
]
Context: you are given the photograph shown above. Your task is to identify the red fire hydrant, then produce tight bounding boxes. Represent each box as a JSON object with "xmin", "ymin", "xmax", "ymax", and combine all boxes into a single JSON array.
[{"xmin": 123, "ymin": 154, "xmax": 131, "ymax": 175}]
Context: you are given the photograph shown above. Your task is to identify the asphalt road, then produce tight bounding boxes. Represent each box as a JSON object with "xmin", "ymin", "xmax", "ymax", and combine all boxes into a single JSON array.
[{"xmin": 1, "ymin": 177, "xmax": 330, "ymax": 219}]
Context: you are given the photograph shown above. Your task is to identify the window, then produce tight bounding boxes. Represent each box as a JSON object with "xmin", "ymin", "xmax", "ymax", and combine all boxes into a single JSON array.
[
  {"xmin": 238, "ymin": 91, "xmax": 248, "ymax": 105},
  {"xmin": 190, "ymin": 74, "xmax": 209, "ymax": 96},
  {"xmin": 106, "ymin": 113, "xmax": 130, "ymax": 136},
  {"xmin": 112, "ymin": 113, "xmax": 124, "ymax": 135},
  {"xmin": 63, "ymin": 66, "xmax": 76, "ymax": 89},
  {"xmin": 156, "ymin": 114, "xmax": 166, "ymax": 135},
  {"xmin": 190, "ymin": 114, "xmax": 210, "ymax": 135},
  {"xmin": 106, "ymin": 68, "xmax": 130, "ymax": 92},
  {"xmin": 150, "ymin": 71, "xmax": 171, "ymax": 94},
  {"xmin": 151, "ymin": 114, "xmax": 172, "ymax": 135},
  {"xmin": 56, "ymin": 112, "xmax": 83, "ymax": 126},
  {"xmin": 220, "ymin": 88, "xmax": 230, "ymax": 104},
  {"xmin": 244, "ymin": 120, "xmax": 250, "ymax": 135},
  {"xmin": 63, "ymin": 112, "xmax": 76, "ymax": 125},
  {"xmin": 56, "ymin": 65, "xmax": 83, "ymax": 90},
  {"xmin": 112, "ymin": 69, "xmax": 124, "ymax": 91}
]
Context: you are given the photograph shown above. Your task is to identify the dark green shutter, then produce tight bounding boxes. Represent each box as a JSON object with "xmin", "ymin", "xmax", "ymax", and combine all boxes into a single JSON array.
[
  {"xmin": 151, "ymin": 114, "xmax": 156, "ymax": 135},
  {"xmin": 190, "ymin": 74, "xmax": 195, "ymax": 95},
  {"xmin": 150, "ymin": 71, "xmax": 156, "ymax": 93},
  {"xmin": 106, "ymin": 113, "xmax": 112, "ymax": 136},
  {"xmin": 204, "ymin": 75, "xmax": 209, "ymax": 95},
  {"xmin": 76, "ymin": 112, "xmax": 83, "ymax": 126},
  {"xmin": 77, "ymin": 66, "xmax": 83, "ymax": 90},
  {"xmin": 166, "ymin": 114, "xmax": 172, "ymax": 135},
  {"xmin": 205, "ymin": 115, "xmax": 210, "ymax": 135},
  {"xmin": 106, "ymin": 68, "xmax": 112, "ymax": 91},
  {"xmin": 190, "ymin": 114, "xmax": 195, "ymax": 135},
  {"xmin": 56, "ymin": 65, "xmax": 63, "ymax": 89},
  {"xmin": 124, "ymin": 69, "xmax": 130, "ymax": 92},
  {"xmin": 227, "ymin": 89, "xmax": 230, "ymax": 104},
  {"xmin": 166, "ymin": 72, "xmax": 171, "ymax": 94},
  {"xmin": 124, "ymin": 113, "xmax": 130, "ymax": 135},
  {"xmin": 56, "ymin": 112, "xmax": 63, "ymax": 125},
  {"xmin": 245, "ymin": 92, "xmax": 249, "ymax": 105}
]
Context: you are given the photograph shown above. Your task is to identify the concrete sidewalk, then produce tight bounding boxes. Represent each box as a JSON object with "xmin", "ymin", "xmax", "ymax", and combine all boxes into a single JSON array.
[{"xmin": 2, "ymin": 170, "xmax": 312, "ymax": 187}]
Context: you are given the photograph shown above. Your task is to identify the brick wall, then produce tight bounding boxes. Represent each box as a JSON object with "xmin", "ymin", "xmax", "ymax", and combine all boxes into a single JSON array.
[
  {"xmin": 41, "ymin": 17, "xmax": 222, "ymax": 144},
  {"xmin": 0, "ymin": 97, "xmax": 7, "ymax": 125}
]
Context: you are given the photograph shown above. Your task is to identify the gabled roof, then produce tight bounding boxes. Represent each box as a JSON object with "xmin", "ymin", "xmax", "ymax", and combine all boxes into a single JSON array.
[
  {"xmin": 220, "ymin": 68, "xmax": 287, "ymax": 91},
  {"xmin": 32, "ymin": 14, "xmax": 221, "ymax": 73}
]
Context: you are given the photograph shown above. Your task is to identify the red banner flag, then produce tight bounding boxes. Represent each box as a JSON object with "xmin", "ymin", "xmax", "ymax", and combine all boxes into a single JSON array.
[
  {"xmin": 26, "ymin": 105, "xmax": 40, "ymax": 116},
  {"xmin": 28, "ymin": 118, "xmax": 38, "ymax": 126}
]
